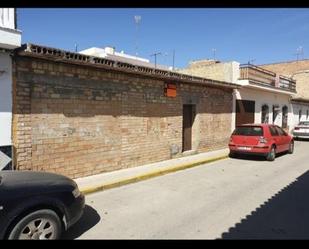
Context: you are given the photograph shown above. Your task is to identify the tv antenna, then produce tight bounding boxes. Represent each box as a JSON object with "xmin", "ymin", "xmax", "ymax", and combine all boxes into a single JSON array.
[
  {"xmin": 248, "ymin": 59, "xmax": 256, "ymax": 64},
  {"xmin": 172, "ymin": 49, "xmax": 175, "ymax": 70},
  {"xmin": 150, "ymin": 52, "xmax": 162, "ymax": 69},
  {"xmin": 134, "ymin": 15, "xmax": 141, "ymax": 57},
  {"xmin": 295, "ymin": 46, "xmax": 304, "ymax": 61},
  {"xmin": 212, "ymin": 48, "xmax": 217, "ymax": 61}
]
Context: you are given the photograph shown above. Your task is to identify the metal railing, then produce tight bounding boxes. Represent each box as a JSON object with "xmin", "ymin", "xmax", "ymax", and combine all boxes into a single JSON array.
[
  {"xmin": 240, "ymin": 64, "xmax": 296, "ymax": 92},
  {"xmin": 279, "ymin": 75, "xmax": 296, "ymax": 92}
]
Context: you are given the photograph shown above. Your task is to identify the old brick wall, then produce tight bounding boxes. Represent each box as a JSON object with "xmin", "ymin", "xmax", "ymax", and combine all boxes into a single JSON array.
[
  {"xmin": 13, "ymin": 56, "xmax": 233, "ymax": 178},
  {"xmin": 260, "ymin": 60, "xmax": 309, "ymax": 99}
]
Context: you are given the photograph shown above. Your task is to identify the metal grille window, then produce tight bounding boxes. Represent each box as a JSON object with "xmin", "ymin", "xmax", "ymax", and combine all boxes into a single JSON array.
[
  {"xmin": 273, "ymin": 105, "xmax": 280, "ymax": 124},
  {"xmin": 261, "ymin": 104, "xmax": 269, "ymax": 124},
  {"xmin": 282, "ymin": 106, "xmax": 288, "ymax": 129}
]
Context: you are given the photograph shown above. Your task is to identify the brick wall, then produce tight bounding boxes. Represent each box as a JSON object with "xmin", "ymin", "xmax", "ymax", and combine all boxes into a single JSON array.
[
  {"xmin": 13, "ymin": 56, "xmax": 233, "ymax": 178},
  {"xmin": 260, "ymin": 60, "xmax": 309, "ymax": 99}
]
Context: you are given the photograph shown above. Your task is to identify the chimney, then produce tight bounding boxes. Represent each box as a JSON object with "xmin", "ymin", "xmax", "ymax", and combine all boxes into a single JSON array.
[{"xmin": 105, "ymin": 46, "xmax": 115, "ymax": 55}]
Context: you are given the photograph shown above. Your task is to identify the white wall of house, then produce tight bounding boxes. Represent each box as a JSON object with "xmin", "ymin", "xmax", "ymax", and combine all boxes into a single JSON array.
[
  {"xmin": 0, "ymin": 8, "xmax": 15, "ymax": 29},
  {"xmin": 232, "ymin": 87, "xmax": 293, "ymax": 132},
  {"xmin": 0, "ymin": 8, "xmax": 21, "ymax": 148},
  {"xmin": 0, "ymin": 8, "xmax": 21, "ymax": 50},
  {"xmin": 0, "ymin": 52, "xmax": 12, "ymax": 146}
]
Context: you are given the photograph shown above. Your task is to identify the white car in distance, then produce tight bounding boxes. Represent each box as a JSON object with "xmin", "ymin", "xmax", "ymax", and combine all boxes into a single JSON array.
[{"xmin": 293, "ymin": 121, "xmax": 309, "ymax": 140}]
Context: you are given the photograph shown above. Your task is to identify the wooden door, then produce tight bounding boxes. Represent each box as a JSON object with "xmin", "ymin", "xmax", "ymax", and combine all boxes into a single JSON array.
[
  {"xmin": 236, "ymin": 100, "xmax": 255, "ymax": 126},
  {"xmin": 183, "ymin": 105, "xmax": 195, "ymax": 152}
]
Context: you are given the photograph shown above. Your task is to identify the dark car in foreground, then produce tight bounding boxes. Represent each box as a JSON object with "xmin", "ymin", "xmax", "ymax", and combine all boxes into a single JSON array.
[
  {"xmin": 0, "ymin": 171, "xmax": 85, "ymax": 240},
  {"xmin": 228, "ymin": 124, "xmax": 294, "ymax": 161}
]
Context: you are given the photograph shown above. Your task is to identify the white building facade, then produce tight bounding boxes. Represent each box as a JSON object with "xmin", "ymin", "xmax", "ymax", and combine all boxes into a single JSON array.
[
  {"xmin": 79, "ymin": 46, "xmax": 171, "ymax": 70},
  {"xmin": 0, "ymin": 8, "xmax": 22, "ymax": 169},
  {"xmin": 179, "ymin": 60, "xmax": 296, "ymax": 133}
]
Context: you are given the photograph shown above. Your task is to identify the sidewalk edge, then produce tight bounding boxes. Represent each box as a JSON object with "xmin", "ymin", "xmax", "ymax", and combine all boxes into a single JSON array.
[{"xmin": 80, "ymin": 153, "xmax": 228, "ymax": 195}]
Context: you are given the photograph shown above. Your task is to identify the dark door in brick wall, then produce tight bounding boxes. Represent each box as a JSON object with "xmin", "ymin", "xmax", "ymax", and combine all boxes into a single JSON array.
[
  {"xmin": 183, "ymin": 104, "xmax": 195, "ymax": 152},
  {"xmin": 236, "ymin": 100, "xmax": 255, "ymax": 126}
]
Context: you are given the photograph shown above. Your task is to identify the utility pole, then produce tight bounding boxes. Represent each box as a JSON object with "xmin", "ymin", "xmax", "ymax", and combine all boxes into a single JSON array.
[{"xmin": 150, "ymin": 52, "xmax": 162, "ymax": 69}]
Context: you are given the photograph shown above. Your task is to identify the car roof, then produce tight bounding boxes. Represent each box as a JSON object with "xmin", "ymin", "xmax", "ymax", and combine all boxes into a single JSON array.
[{"xmin": 236, "ymin": 123, "xmax": 272, "ymax": 127}]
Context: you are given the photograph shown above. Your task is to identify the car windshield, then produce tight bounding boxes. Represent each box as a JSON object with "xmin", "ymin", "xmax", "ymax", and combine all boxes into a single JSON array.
[
  {"xmin": 299, "ymin": 121, "xmax": 309, "ymax": 126},
  {"xmin": 233, "ymin": 126, "xmax": 264, "ymax": 136}
]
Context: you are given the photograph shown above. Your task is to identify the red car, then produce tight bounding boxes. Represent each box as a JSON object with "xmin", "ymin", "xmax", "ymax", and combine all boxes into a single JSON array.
[{"xmin": 228, "ymin": 124, "xmax": 294, "ymax": 161}]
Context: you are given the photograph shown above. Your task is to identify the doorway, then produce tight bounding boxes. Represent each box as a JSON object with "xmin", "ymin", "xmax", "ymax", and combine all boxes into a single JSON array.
[
  {"xmin": 182, "ymin": 104, "xmax": 196, "ymax": 152},
  {"xmin": 236, "ymin": 100, "xmax": 255, "ymax": 126}
]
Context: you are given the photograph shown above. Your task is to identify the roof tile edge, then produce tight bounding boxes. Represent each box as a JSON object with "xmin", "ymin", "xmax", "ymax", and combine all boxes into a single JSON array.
[{"xmin": 15, "ymin": 43, "xmax": 240, "ymax": 89}]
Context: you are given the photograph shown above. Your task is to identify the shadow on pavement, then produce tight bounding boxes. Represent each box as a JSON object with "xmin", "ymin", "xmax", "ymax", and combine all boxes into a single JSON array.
[
  {"xmin": 62, "ymin": 205, "xmax": 101, "ymax": 239},
  {"xmin": 230, "ymin": 152, "xmax": 287, "ymax": 162},
  {"xmin": 220, "ymin": 170, "xmax": 309, "ymax": 239}
]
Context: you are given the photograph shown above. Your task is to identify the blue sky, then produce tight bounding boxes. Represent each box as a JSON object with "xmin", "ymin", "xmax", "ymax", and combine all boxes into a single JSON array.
[{"xmin": 17, "ymin": 8, "xmax": 309, "ymax": 68}]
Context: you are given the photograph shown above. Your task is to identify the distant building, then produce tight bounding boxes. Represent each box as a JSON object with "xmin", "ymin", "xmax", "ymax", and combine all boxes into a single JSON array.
[
  {"xmin": 0, "ymin": 8, "xmax": 22, "ymax": 169},
  {"xmin": 260, "ymin": 60, "xmax": 309, "ymax": 127},
  {"xmin": 79, "ymin": 46, "xmax": 171, "ymax": 71},
  {"xmin": 178, "ymin": 59, "xmax": 297, "ymax": 132}
]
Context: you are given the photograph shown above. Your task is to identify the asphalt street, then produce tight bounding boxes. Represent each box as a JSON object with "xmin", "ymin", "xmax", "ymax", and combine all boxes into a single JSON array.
[{"xmin": 63, "ymin": 140, "xmax": 309, "ymax": 239}]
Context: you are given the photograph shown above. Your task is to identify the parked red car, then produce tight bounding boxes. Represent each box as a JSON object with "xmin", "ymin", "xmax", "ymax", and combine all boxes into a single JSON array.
[{"xmin": 228, "ymin": 124, "xmax": 294, "ymax": 161}]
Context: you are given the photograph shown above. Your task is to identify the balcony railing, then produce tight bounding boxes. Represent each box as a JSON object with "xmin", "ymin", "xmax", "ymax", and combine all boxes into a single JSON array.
[
  {"xmin": 240, "ymin": 64, "xmax": 296, "ymax": 92},
  {"xmin": 279, "ymin": 75, "xmax": 296, "ymax": 92}
]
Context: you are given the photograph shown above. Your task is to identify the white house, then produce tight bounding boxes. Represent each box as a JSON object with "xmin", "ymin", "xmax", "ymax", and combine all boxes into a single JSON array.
[
  {"xmin": 178, "ymin": 60, "xmax": 297, "ymax": 133},
  {"xmin": 0, "ymin": 8, "xmax": 22, "ymax": 169},
  {"xmin": 79, "ymin": 46, "xmax": 171, "ymax": 71},
  {"xmin": 259, "ymin": 60, "xmax": 309, "ymax": 130}
]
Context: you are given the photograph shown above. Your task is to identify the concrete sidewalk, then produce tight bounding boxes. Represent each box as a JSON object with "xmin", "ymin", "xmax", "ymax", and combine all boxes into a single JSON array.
[{"xmin": 75, "ymin": 148, "xmax": 229, "ymax": 195}]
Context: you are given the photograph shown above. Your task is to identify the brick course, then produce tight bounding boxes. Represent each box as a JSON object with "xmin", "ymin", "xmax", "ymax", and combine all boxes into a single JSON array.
[{"xmin": 13, "ymin": 56, "xmax": 233, "ymax": 178}]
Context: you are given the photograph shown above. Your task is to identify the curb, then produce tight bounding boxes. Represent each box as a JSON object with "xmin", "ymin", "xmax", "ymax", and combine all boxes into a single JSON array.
[{"xmin": 80, "ymin": 153, "xmax": 229, "ymax": 195}]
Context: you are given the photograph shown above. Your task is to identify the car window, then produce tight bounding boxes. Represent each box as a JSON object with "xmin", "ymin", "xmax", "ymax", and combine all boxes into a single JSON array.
[
  {"xmin": 299, "ymin": 121, "xmax": 309, "ymax": 126},
  {"xmin": 275, "ymin": 126, "xmax": 285, "ymax": 136},
  {"xmin": 233, "ymin": 126, "xmax": 263, "ymax": 136},
  {"xmin": 269, "ymin": 126, "xmax": 279, "ymax": 136}
]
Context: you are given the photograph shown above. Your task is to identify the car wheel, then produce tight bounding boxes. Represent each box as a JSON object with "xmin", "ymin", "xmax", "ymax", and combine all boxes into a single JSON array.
[
  {"xmin": 229, "ymin": 151, "xmax": 238, "ymax": 158},
  {"xmin": 288, "ymin": 141, "xmax": 294, "ymax": 154},
  {"xmin": 266, "ymin": 146, "xmax": 276, "ymax": 161},
  {"xmin": 8, "ymin": 209, "xmax": 62, "ymax": 240}
]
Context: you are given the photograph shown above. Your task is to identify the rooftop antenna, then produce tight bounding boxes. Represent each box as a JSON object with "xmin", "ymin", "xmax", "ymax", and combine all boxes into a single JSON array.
[
  {"xmin": 150, "ymin": 52, "xmax": 162, "ymax": 69},
  {"xmin": 212, "ymin": 48, "xmax": 217, "ymax": 61},
  {"xmin": 172, "ymin": 49, "xmax": 175, "ymax": 71},
  {"xmin": 295, "ymin": 46, "xmax": 304, "ymax": 61},
  {"xmin": 134, "ymin": 15, "xmax": 141, "ymax": 57},
  {"xmin": 248, "ymin": 59, "xmax": 256, "ymax": 64}
]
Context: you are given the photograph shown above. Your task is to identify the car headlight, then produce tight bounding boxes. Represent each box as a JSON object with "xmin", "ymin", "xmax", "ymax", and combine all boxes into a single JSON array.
[{"xmin": 72, "ymin": 186, "xmax": 81, "ymax": 198}]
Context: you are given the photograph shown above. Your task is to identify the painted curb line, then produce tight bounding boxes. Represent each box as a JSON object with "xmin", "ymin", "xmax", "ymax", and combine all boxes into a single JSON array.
[{"xmin": 80, "ymin": 153, "xmax": 229, "ymax": 195}]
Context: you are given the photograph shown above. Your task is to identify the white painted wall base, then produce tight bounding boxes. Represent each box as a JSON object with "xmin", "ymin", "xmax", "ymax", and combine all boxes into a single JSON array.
[
  {"xmin": 0, "ymin": 52, "xmax": 12, "ymax": 146},
  {"xmin": 232, "ymin": 87, "xmax": 293, "ymax": 132}
]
